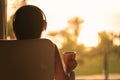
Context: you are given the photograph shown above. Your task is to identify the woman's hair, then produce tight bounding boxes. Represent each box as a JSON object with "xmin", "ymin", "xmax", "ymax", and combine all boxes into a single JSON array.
[{"xmin": 13, "ymin": 5, "xmax": 47, "ymax": 39}]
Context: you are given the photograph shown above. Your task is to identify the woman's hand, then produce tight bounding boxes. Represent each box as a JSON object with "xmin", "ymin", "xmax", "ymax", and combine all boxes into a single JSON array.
[
  {"xmin": 63, "ymin": 52, "xmax": 77, "ymax": 73},
  {"xmin": 65, "ymin": 57, "xmax": 77, "ymax": 73}
]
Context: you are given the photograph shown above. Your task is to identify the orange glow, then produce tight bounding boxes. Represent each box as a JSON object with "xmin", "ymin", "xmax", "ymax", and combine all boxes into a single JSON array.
[
  {"xmin": 77, "ymin": 28, "xmax": 99, "ymax": 47},
  {"xmin": 8, "ymin": 0, "xmax": 120, "ymax": 47}
]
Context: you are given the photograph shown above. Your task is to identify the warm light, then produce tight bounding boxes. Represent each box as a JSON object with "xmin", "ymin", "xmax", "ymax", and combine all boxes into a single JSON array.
[
  {"xmin": 8, "ymin": 0, "xmax": 120, "ymax": 47},
  {"xmin": 114, "ymin": 38, "xmax": 120, "ymax": 46},
  {"xmin": 77, "ymin": 29, "xmax": 99, "ymax": 47}
]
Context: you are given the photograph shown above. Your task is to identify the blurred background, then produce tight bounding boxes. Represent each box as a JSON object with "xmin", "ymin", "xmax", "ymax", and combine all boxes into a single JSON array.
[{"xmin": 6, "ymin": 0, "xmax": 120, "ymax": 79}]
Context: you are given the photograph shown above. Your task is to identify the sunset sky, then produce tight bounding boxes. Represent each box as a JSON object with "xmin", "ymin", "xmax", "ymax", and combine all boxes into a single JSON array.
[{"xmin": 8, "ymin": 0, "xmax": 120, "ymax": 47}]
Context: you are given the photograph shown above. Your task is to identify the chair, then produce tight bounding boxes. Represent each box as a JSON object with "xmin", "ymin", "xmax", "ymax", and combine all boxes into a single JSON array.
[
  {"xmin": 0, "ymin": 39, "xmax": 54, "ymax": 80},
  {"xmin": 0, "ymin": 39, "xmax": 75, "ymax": 80}
]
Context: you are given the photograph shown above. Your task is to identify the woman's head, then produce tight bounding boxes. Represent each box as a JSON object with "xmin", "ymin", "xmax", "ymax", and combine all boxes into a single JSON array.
[{"xmin": 13, "ymin": 5, "xmax": 47, "ymax": 39}]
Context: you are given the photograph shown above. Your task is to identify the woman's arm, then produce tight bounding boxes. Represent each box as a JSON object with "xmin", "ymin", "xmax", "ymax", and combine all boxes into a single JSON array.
[{"xmin": 54, "ymin": 45, "xmax": 69, "ymax": 80}]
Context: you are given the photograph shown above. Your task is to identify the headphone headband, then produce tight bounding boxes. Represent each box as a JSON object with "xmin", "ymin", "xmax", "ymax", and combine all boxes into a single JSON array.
[
  {"xmin": 41, "ymin": 9, "xmax": 47, "ymax": 22},
  {"xmin": 13, "ymin": 5, "xmax": 47, "ymax": 23}
]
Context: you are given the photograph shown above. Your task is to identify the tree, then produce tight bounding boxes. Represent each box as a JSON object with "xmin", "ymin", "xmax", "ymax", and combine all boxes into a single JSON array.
[
  {"xmin": 48, "ymin": 16, "xmax": 84, "ymax": 50},
  {"xmin": 96, "ymin": 31, "xmax": 114, "ymax": 55},
  {"xmin": 67, "ymin": 16, "xmax": 83, "ymax": 41},
  {"xmin": 48, "ymin": 16, "xmax": 85, "ymax": 64},
  {"xmin": 98, "ymin": 31, "xmax": 114, "ymax": 80}
]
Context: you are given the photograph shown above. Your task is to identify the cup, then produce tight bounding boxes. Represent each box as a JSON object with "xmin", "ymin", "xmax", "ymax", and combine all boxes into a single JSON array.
[{"xmin": 63, "ymin": 52, "xmax": 76, "ymax": 72}]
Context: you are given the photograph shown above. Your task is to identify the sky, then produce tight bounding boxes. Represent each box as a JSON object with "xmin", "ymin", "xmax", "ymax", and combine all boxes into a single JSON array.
[
  {"xmin": 26, "ymin": 0, "xmax": 120, "ymax": 31},
  {"xmin": 8, "ymin": 0, "xmax": 120, "ymax": 47}
]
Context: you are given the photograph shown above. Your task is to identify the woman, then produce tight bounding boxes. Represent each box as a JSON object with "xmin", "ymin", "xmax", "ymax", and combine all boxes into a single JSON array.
[{"xmin": 13, "ymin": 5, "xmax": 77, "ymax": 80}]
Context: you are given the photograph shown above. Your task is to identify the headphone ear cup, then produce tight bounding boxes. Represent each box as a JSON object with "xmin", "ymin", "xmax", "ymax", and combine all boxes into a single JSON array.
[{"xmin": 42, "ymin": 20, "xmax": 47, "ymax": 30}]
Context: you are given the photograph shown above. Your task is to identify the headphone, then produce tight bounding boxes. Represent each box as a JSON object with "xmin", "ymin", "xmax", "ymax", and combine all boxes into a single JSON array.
[
  {"xmin": 40, "ymin": 8, "xmax": 47, "ymax": 30},
  {"xmin": 13, "ymin": 5, "xmax": 47, "ymax": 30}
]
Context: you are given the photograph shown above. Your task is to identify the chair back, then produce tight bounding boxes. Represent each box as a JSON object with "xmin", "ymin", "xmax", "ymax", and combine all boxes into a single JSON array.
[{"xmin": 0, "ymin": 39, "xmax": 55, "ymax": 80}]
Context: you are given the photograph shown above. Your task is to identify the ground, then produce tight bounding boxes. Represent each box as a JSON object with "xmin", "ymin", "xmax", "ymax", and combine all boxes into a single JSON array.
[{"xmin": 76, "ymin": 74, "xmax": 120, "ymax": 80}]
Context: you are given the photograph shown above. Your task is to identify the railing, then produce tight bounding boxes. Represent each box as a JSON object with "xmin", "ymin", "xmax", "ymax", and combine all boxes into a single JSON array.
[{"xmin": 0, "ymin": 0, "xmax": 7, "ymax": 39}]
